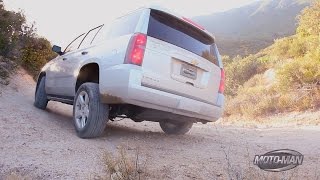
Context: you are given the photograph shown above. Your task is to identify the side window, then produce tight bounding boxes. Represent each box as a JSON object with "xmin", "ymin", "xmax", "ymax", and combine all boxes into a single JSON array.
[
  {"xmin": 64, "ymin": 33, "xmax": 85, "ymax": 53},
  {"xmin": 78, "ymin": 25, "xmax": 103, "ymax": 49},
  {"xmin": 108, "ymin": 10, "xmax": 142, "ymax": 39}
]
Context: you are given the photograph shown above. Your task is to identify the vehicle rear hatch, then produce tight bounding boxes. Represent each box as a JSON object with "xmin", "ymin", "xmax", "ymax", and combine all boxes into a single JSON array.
[{"xmin": 141, "ymin": 9, "xmax": 222, "ymax": 106}]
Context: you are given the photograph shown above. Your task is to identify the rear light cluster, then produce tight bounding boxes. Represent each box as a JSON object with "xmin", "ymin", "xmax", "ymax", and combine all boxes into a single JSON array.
[
  {"xmin": 125, "ymin": 33, "xmax": 147, "ymax": 66},
  {"xmin": 219, "ymin": 68, "xmax": 225, "ymax": 94}
]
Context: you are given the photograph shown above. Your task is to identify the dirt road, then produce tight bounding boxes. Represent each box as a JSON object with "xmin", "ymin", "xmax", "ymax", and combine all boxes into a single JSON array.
[{"xmin": 1, "ymin": 70, "xmax": 320, "ymax": 180}]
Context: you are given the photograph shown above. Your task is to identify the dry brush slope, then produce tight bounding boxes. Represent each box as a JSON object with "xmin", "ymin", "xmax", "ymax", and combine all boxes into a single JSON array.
[{"xmin": 0, "ymin": 69, "xmax": 320, "ymax": 179}]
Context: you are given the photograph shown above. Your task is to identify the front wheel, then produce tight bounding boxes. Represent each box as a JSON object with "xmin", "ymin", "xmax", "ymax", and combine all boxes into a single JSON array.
[
  {"xmin": 34, "ymin": 76, "xmax": 48, "ymax": 110},
  {"xmin": 159, "ymin": 121, "xmax": 193, "ymax": 135},
  {"xmin": 73, "ymin": 83, "xmax": 109, "ymax": 138}
]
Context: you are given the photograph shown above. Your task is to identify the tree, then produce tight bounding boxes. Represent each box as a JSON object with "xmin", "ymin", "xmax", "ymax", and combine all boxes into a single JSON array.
[{"xmin": 0, "ymin": 2, "xmax": 25, "ymax": 56}]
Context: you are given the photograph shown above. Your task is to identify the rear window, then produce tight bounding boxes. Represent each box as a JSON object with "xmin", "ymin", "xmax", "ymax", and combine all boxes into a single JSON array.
[{"xmin": 147, "ymin": 10, "xmax": 218, "ymax": 65}]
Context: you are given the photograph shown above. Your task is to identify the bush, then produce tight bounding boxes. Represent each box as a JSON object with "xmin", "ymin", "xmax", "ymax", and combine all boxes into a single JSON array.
[
  {"xmin": 276, "ymin": 57, "xmax": 320, "ymax": 91},
  {"xmin": 225, "ymin": 74, "xmax": 278, "ymax": 117},
  {"xmin": 297, "ymin": 0, "xmax": 320, "ymax": 37},
  {"xmin": 0, "ymin": 1, "xmax": 25, "ymax": 57},
  {"xmin": 270, "ymin": 36, "xmax": 307, "ymax": 59},
  {"xmin": 271, "ymin": 38, "xmax": 292, "ymax": 58},
  {"xmin": 225, "ymin": 55, "xmax": 267, "ymax": 96},
  {"xmin": 21, "ymin": 37, "xmax": 56, "ymax": 78},
  {"xmin": 287, "ymin": 38, "xmax": 307, "ymax": 58},
  {"xmin": 221, "ymin": 55, "xmax": 233, "ymax": 67}
]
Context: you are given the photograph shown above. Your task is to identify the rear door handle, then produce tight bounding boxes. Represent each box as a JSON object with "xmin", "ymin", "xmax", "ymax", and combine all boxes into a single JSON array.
[
  {"xmin": 63, "ymin": 58, "xmax": 67, "ymax": 61},
  {"xmin": 81, "ymin": 51, "xmax": 88, "ymax": 55}
]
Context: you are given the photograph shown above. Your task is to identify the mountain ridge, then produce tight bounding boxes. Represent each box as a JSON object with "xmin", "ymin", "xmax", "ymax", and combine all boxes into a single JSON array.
[{"xmin": 193, "ymin": 0, "xmax": 313, "ymax": 57}]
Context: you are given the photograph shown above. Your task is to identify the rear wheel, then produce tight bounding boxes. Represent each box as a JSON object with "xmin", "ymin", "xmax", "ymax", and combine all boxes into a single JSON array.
[
  {"xmin": 159, "ymin": 121, "xmax": 193, "ymax": 135},
  {"xmin": 34, "ymin": 76, "xmax": 48, "ymax": 110},
  {"xmin": 73, "ymin": 83, "xmax": 108, "ymax": 138}
]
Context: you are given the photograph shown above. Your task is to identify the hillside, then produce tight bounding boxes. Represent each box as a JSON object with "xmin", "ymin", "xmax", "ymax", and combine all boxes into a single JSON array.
[
  {"xmin": 223, "ymin": 1, "xmax": 320, "ymax": 117},
  {"xmin": 193, "ymin": 0, "xmax": 313, "ymax": 57}
]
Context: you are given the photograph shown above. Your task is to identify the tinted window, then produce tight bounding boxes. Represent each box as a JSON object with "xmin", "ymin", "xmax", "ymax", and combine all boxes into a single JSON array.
[
  {"xmin": 108, "ymin": 10, "xmax": 142, "ymax": 38},
  {"xmin": 148, "ymin": 10, "xmax": 218, "ymax": 65},
  {"xmin": 64, "ymin": 33, "xmax": 85, "ymax": 53},
  {"xmin": 79, "ymin": 25, "xmax": 103, "ymax": 49}
]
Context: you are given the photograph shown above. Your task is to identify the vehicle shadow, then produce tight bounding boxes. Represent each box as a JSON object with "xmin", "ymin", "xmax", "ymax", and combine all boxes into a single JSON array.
[
  {"xmin": 104, "ymin": 121, "xmax": 163, "ymax": 136},
  {"xmin": 44, "ymin": 103, "xmax": 166, "ymax": 138},
  {"xmin": 44, "ymin": 102, "xmax": 202, "ymax": 141},
  {"xmin": 102, "ymin": 121, "xmax": 206, "ymax": 144}
]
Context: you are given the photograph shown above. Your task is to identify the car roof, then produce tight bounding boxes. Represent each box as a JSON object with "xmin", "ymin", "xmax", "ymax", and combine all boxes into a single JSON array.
[{"xmin": 115, "ymin": 5, "xmax": 215, "ymax": 41}]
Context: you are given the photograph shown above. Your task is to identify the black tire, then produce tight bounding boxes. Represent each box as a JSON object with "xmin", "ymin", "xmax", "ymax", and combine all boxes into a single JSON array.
[
  {"xmin": 73, "ymin": 83, "xmax": 108, "ymax": 138},
  {"xmin": 159, "ymin": 121, "xmax": 193, "ymax": 135},
  {"xmin": 34, "ymin": 76, "xmax": 48, "ymax": 110}
]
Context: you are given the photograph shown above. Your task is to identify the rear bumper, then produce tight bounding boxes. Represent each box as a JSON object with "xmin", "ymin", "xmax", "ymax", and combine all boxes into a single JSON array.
[{"xmin": 100, "ymin": 65, "xmax": 224, "ymax": 122}]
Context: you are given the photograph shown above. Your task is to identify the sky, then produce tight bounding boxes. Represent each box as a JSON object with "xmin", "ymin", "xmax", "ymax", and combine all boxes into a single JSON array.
[{"xmin": 3, "ymin": 0, "xmax": 256, "ymax": 47}]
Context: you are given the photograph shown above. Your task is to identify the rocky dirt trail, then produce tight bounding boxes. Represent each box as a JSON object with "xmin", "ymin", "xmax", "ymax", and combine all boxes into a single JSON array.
[{"xmin": 0, "ymin": 69, "xmax": 320, "ymax": 180}]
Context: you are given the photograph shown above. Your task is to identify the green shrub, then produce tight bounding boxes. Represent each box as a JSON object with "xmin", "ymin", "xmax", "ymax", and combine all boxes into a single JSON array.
[
  {"xmin": 221, "ymin": 55, "xmax": 233, "ymax": 67},
  {"xmin": 287, "ymin": 38, "xmax": 307, "ymax": 58},
  {"xmin": 0, "ymin": 1, "xmax": 25, "ymax": 57},
  {"xmin": 271, "ymin": 38, "xmax": 292, "ymax": 58},
  {"xmin": 225, "ymin": 55, "xmax": 267, "ymax": 96},
  {"xmin": 276, "ymin": 57, "xmax": 320, "ymax": 91},
  {"xmin": 297, "ymin": 0, "xmax": 320, "ymax": 37},
  {"xmin": 270, "ymin": 36, "xmax": 307, "ymax": 59},
  {"xmin": 21, "ymin": 37, "xmax": 56, "ymax": 78}
]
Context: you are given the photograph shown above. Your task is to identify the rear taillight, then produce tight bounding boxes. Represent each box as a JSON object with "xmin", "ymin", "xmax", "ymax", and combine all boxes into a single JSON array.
[
  {"xmin": 219, "ymin": 68, "xmax": 225, "ymax": 94},
  {"xmin": 124, "ymin": 33, "xmax": 147, "ymax": 66}
]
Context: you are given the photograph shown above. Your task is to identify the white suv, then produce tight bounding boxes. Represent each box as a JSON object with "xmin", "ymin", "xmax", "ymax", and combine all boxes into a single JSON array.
[{"xmin": 34, "ymin": 6, "xmax": 225, "ymax": 138}]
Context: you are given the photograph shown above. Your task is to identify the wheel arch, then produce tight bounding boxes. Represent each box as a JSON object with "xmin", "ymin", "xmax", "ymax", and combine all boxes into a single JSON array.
[{"xmin": 75, "ymin": 63, "xmax": 100, "ymax": 93}]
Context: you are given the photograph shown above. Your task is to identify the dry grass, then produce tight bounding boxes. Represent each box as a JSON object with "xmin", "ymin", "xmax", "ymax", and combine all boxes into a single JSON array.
[
  {"xmin": 103, "ymin": 146, "xmax": 148, "ymax": 180},
  {"xmin": 3, "ymin": 172, "xmax": 29, "ymax": 180},
  {"xmin": 225, "ymin": 70, "xmax": 320, "ymax": 118},
  {"xmin": 219, "ymin": 110, "xmax": 320, "ymax": 128}
]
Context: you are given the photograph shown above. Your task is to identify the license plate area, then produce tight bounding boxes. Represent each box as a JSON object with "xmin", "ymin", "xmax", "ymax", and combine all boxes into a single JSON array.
[{"xmin": 180, "ymin": 64, "xmax": 197, "ymax": 80}]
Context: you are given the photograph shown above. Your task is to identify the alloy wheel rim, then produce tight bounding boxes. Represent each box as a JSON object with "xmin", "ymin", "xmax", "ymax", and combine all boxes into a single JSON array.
[{"xmin": 75, "ymin": 91, "xmax": 90, "ymax": 129}]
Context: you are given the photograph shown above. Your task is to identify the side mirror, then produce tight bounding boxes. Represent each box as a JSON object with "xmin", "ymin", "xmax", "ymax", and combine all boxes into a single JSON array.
[{"xmin": 52, "ymin": 45, "xmax": 63, "ymax": 55}]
